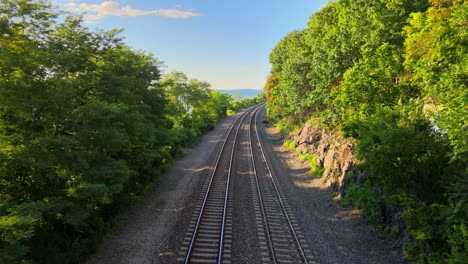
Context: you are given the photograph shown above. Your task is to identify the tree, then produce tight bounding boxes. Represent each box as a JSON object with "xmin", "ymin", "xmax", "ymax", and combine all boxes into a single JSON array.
[
  {"xmin": 161, "ymin": 71, "xmax": 233, "ymax": 145},
  {"xmin": 404, "ymin": 0, "xmax": 467, "ymax": 160},
  {"xmin": 269, "ymin": 30, "xmax": 313, "ymax": 122}
]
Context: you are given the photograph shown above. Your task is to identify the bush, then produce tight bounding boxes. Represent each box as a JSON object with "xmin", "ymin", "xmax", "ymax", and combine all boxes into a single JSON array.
[
  {"xmin": 344, "ymin": 181, "xmax": 384, "ymax": 224},
  {"xmin": 393, "ymin": 170, "xmax": 468, "ymax": 263},
  {"xmin": 299, "ymin": 153, "xmax": 324, "ymax": 177},
  {"xmin": 355, "ymin": 101, "xmax": 449, "ymax": 204},
  {"xmin": 283, "ymin": 140, "xmax": 295, "ymax": 150}
]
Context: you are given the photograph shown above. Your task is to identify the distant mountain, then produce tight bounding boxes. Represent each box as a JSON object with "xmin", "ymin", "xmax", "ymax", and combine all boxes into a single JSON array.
[{"xmin": 217, "ymin": 89, "xmax": 262, "ymax": 98}]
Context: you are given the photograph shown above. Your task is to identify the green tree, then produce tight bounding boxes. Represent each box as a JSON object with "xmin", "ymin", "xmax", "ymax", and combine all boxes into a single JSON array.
[
  {"xmin": 161, "ymin": 71, "xmax": 235, "ymax": 146},
  {"xmin": 269, "ymin": 30, "xmax": 312, "ymax": 121},
  {"xmin": 404, "ymin": 0, "xmax": 467, "ymax": 160}
]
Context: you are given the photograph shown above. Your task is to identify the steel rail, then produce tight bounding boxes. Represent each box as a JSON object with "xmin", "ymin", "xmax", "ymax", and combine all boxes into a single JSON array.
[
  {"xmin": 247, "ymin": 106, "xmax": 277, "ymax": 264},
  {"xmin": 253, "ymin": 105, "xmax": 309, "ymax": 263},
  {"xmin": 184, "ymin": 105, "xmax": 257, "ymax": 264},
  {"xmin": 217, "ymin": 104, "xmax": 260, "ymax": 263}
]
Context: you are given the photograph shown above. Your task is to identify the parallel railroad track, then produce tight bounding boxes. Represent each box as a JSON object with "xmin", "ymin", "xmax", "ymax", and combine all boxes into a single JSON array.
[{"xmin": 177, "ymin": 105, "xmax": 315, "ymax": 263}]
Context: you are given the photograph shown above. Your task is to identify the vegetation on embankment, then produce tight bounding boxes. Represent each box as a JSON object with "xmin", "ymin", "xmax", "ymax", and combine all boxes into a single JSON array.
[
  {"xmin": 0, "ymin": 1, "xmax": 263, "ymax": 263},
  {"xmin": 265, "ymin": 0, "xmax": 467, "ymax": 262}
]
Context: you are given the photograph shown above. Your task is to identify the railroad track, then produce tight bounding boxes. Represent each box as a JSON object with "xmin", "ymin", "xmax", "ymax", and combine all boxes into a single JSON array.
[
  {"xmin": 178, "ymin": 106, "xmax": 259, "ymax": 264},
  {"xmin": 248, "ymin": 106, "xmax": 316, "ymax": 264}
]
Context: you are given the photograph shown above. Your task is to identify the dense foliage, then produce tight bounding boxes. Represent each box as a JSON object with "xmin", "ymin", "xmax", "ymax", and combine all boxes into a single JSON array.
[
  {"xmin": 266, "ymin": 0, "xmax": 467, "ymax": 262},
  {"xmin": 0, "ymin": 1, "xmax": 262, "ymax": 263}
]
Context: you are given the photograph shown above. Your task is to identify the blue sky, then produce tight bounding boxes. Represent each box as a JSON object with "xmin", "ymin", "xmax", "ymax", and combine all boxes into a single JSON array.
[{"xmin": 58, "ymin": 0, "xmax": 329, "ymax": 90}]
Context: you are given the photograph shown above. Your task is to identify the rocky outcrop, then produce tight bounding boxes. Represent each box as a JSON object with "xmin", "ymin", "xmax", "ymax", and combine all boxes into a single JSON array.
[
  {"xmin": 292, "ymin": 122, "xmax": 356, "ymax": 196},
  {"xmin": 290, "ymin": 123, "xmax": 409, "ymax": 245}
]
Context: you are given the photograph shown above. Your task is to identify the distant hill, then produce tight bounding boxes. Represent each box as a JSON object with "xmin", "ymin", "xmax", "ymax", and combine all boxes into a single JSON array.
[{"xmin": 217, "ymin": 89, "xmax": 262, "ymax": 99}]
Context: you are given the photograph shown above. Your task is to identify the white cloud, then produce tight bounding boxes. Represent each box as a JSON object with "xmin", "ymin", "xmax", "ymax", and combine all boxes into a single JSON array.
[{"xmin": 64, "ymin": 1, "xmax": 200, "ymax": 22}]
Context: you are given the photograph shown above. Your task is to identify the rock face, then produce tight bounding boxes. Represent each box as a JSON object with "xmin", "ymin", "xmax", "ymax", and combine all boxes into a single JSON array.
[
  {"xmin": 292, "ymin": 122, "xmax": 356, "ymax": 196},
  {"xmin": 290, "ymin": 123, "xmax": 409, "ymax": 246}
]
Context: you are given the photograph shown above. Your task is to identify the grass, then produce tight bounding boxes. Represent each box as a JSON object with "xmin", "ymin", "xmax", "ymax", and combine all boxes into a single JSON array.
[
  {"xmin": 300, "ymin": 153, "xmax": 324, "ymax": 177},
  {"xmin": 283, "ymin": 139, "xmax": 295, "ymax": 150},
  {"xmin": 226, "ymin": 109, "xmax": 235, "ymax": 116}
]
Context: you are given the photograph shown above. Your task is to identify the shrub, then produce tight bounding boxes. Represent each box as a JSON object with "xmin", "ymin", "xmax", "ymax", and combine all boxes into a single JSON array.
[
  {"xmin": 299, "ymin": 153, "xmax": 324, "ymax": 177},
  {"xmin": 355, "ymin": 101, "xmax": 449, "ymax": 204},
  {"xmin": 283, "ymin": 140, "xmax": 295, "ymax": 150},
  {"xmin": 345, "ymin": 181, "xmax": 384, "ymax": 224}
]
